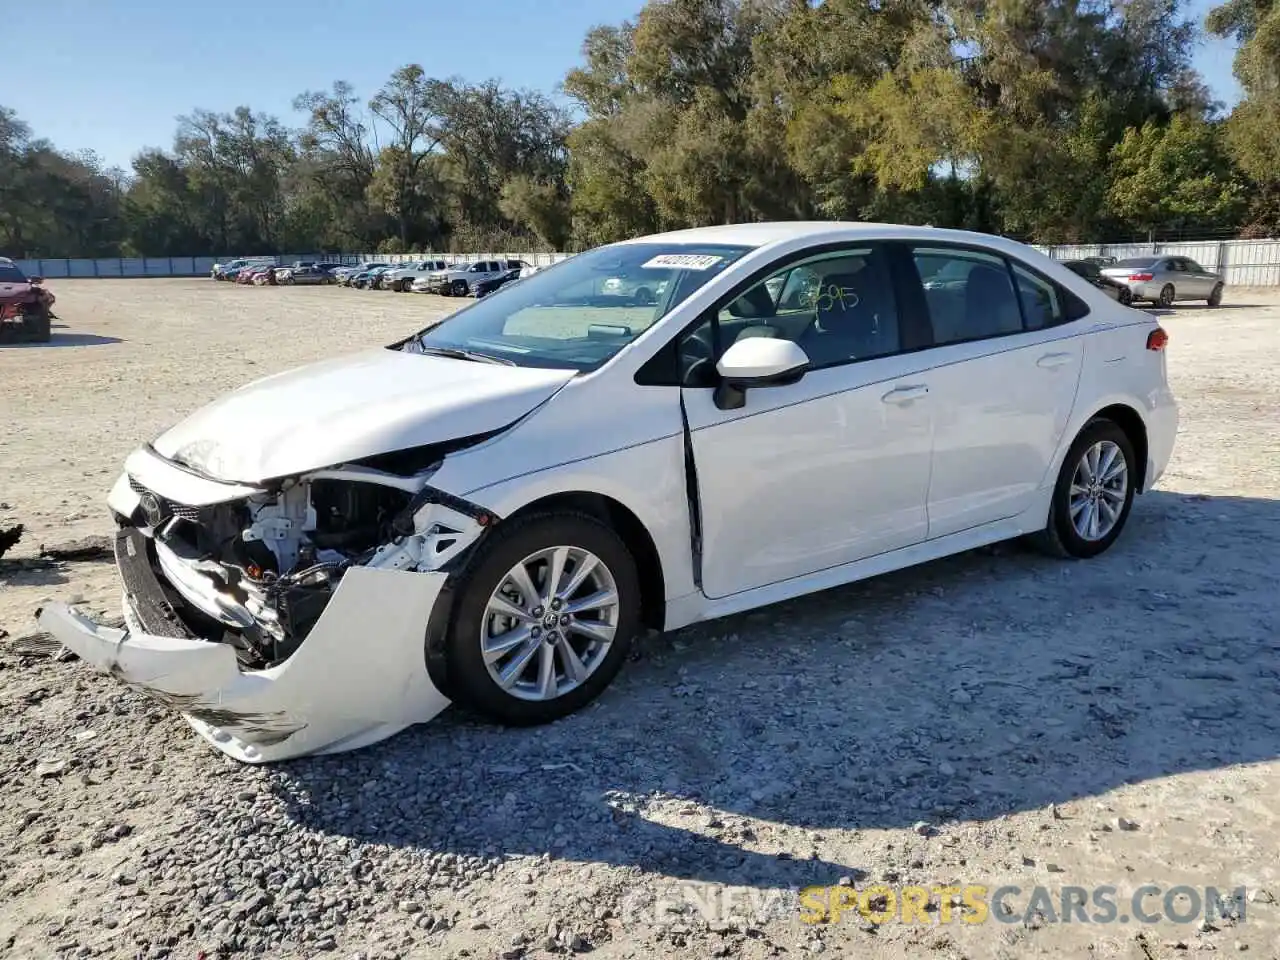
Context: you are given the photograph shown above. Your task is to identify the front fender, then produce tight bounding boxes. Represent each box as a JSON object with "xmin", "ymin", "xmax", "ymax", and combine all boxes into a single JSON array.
[{"xmin": 452, "ymin": 433, "xmax": 698, "ymax": 604}]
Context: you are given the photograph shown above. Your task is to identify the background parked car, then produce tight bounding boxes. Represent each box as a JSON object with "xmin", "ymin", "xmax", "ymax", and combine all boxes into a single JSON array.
[
  {"xmin": 212, "ymin": 258, "xmax": 254, "ymax": 280},
  {"xmin": 435, "ymin": 259, "xmax": 532, "ymax": 296},
  {"xmin": 472, "ymin": 268, "xmax": 524, "ymax": 298},
  {"xmin": 1061, "ymin": 259, "xmax": 1133, "ymax": 304},
  {"xmin": 220, "ymin": 258, "xmax": 275, "ymax": 282},
  {"xmin": 383, "ymin": 260, "xmax": 451, "ymax": 292},
  {"xmin": 351, "ymin": 265, "xmax": 392, "ymax": 289},
  {"xmin": 1100, "ymin": 256, "xmax": 1225, "ymax": 307},
  {"xmin": 0, "ymin": 257, "xmax": 52, "ymax": 343},
  {"xmin": 279, "ymin": 264, "xmax": 336, "ymax": 285}
]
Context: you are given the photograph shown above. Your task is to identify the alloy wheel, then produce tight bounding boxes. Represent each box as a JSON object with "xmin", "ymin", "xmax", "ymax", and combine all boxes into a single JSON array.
[
  {"xmin": 480, "ymin": 546, "xmax": 620, "ymax": 702},
  {"xmin": 1069, "ymin": 440, "xmax": 1129, "ymax": 541}
]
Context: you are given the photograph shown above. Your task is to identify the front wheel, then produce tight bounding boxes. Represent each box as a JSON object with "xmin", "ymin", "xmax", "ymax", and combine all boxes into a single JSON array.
[
  {"xmin": 1208, "ymin": 283, "xmax": 1223, "ymax": 307},
  {"xmin": 1031, "ymin": 419, "xmax": 1137, "ymax": 559},
  {"xmin": 451, "ymin": 279, "xmax": 469, "ymax": 297},
  {"xmin": 445, "ymin": 512, "xmax": 641, "ymax": 725}
]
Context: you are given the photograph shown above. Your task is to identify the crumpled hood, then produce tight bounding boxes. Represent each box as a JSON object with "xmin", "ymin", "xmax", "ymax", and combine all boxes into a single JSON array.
[
  {"xmin": 0, "ymin": 280, "xmax": 33, "ymax": 301},
  {"xmin": 151, "ymin": 348, "xmax": 575, "ymax": 483}
]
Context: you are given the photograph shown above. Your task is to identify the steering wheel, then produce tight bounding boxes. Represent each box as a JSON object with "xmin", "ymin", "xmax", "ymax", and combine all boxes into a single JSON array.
[{"xmin": 680, "ymin": 329, "xmax": 715, "ymax": 385}]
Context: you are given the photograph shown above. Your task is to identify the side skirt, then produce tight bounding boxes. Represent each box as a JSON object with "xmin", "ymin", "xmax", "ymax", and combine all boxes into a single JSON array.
[{"xmin": 663, "ymin": 502, "xmax": 1048, "ymax": 633}]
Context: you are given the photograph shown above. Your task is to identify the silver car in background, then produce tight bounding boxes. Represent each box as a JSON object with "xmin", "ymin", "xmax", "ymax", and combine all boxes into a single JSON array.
[{"xmin": 1101, "ymin": 256, "xmax": 1225, "ymax": 307}]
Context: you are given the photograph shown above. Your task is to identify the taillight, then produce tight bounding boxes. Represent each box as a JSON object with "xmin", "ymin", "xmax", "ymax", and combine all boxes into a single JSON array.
[
  {"xmin": 1146, "ymin": 326, "xmax": 1168, "ymax": 351},
  {"xmin": 1129, "ymin": 272, "xmax": 1154, "ymax": 282}
]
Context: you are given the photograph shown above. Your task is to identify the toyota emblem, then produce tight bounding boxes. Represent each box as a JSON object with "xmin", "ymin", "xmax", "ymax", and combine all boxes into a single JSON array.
[{"xmin": 139, "ymin": 492, "xmax": 164, "ymax": 527}]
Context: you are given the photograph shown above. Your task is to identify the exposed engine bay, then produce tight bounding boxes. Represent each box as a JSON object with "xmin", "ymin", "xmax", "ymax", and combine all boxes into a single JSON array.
[{"xmin": 124, "ymin": 462, "xmax": 496, "ymax": 670}]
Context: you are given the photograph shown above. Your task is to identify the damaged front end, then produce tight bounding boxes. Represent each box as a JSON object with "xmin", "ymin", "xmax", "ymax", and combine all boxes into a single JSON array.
[{"xmin": 36, "ymin": 442, "xmax": 498, "ymax": 763}]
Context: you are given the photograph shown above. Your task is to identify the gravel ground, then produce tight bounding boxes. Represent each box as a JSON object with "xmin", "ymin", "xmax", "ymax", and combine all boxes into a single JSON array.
[{"xmin": 1, "ymin": 279, "xmax": 1279, "ymax": 960}]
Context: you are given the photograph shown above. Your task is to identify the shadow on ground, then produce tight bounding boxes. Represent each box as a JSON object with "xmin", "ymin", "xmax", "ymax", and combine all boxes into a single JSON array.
[
  {"xmin": 1148, "ymin": 303, "xmax": 1264, "ymax": 315},
  {"xmin": 270, "ymin": 489, "xmax": 1280, "ymax": 889},
  {"xmin": 2, "ymin": 333, "xmax": 123, "ymax": 348}
]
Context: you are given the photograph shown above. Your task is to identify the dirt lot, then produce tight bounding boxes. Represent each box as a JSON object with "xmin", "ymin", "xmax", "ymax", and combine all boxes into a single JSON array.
[{"xmin": 1, "ymin": 279, "xmax": 1279, "ymax": 960}]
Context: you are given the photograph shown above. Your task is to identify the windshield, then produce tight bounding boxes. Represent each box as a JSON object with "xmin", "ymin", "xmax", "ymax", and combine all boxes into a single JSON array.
[
  {"xmin": 1114, "ymin": 257, "xmax": 1159, "ymax": 268},
  {"xmin": 400, "ymin": 242, "xmax": 752, "ymax": 371},
  {"xmin": 0, "ymin": 263, "xmax": 27, "ymax": 283}
]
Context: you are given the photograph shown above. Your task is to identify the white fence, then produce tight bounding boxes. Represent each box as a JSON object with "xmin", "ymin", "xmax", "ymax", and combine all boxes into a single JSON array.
[
  {"xmin": 1036, "ymin": 239, "xmax": 1280, "ymax": 287},
  {"xmin": 9, "ymin": 251, "xmax": 574, "ymax": 280},
  {"xmin": 13, "ymin": 237, "xmax": 1280, "ymax": 286}
]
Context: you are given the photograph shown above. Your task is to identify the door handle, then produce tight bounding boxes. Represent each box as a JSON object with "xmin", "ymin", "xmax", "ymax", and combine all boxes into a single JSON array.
[
  {"xmin": 1037, "ymin": 352, "xmax": 1074, "ymax": 369},
  {"xmin": 881, "ymin": 384, "xmax": 929, "ymax": 404}
]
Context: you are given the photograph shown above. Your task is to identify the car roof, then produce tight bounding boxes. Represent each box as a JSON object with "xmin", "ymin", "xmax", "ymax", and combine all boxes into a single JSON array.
[{"xmin": 612, "ymin": 221, "xmax": 1040, "ymax": 256}]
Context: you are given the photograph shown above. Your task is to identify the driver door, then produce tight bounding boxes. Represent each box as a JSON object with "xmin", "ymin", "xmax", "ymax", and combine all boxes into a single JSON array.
[{"xmin": 680, "ymin": 243, "xmax": 937, "ymax": 600}]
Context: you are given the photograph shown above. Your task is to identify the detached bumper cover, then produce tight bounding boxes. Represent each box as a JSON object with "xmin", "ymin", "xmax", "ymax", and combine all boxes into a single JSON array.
[{"xmin": 36, "ymin": 562, "xmax": 452, "ymax": 764}]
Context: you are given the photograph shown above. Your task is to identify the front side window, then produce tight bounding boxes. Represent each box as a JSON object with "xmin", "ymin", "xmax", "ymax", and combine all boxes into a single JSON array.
[
  {"xmin": 401, "ymin": 242, "xmax": 751, "ymax": 371},
  {"xmin": 910, "ymin": 247, "xmax": 1023, "ymax": 344},
  {"xmin": 687, "ymin": 245, "xmax": 902, "ymax": 378},
  {"xmin": 0, "ymin": 263, "xmax": 27, "ymax": 283}
]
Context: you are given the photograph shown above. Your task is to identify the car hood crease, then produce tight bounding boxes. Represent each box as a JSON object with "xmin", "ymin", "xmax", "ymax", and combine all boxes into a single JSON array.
[{"xmin": 151, "ymin": 348, "xmax": 575, "ymax": 484}]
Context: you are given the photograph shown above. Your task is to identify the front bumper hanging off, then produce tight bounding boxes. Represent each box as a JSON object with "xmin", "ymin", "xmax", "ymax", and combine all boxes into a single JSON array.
[{"xmin": 36, "ymin": 546, "xmax": 453, "ymax": 764}]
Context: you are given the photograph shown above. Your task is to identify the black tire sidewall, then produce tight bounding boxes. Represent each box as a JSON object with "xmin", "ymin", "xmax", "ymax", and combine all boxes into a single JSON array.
[
  {"xmin": 447, "ymin": 513, "xmax": 641, "ymax": 725},
  {"xmin": 1159, "ymin": 285, "xmax": 1174, "ymax": 307},
  {"xmin": 1209, "ymin": 284, "xmax": 1223, "ymax": 306},
  {"xmin": 1049, "ymin": 420, "xmax": 1138, "ymax": 558}
]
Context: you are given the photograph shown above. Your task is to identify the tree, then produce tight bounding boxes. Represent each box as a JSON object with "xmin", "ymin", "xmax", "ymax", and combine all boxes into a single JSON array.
[
  {"xmin": 1208, "ymin": 0, "xmax": 1280, "ymax": 232},
  {"xmin": 1108, "ymin": 115, "xmax": 1246, "ymax": 237}
]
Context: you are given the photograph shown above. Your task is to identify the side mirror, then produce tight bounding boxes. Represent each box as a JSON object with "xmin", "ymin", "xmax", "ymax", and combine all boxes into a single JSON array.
[
  {"xmin": 29, "ymin": 276, "xmax": 43, "ymax": 284},
  {"xmin": 713, "ymin": 337, "xmax": 810, "ymax": 411}
]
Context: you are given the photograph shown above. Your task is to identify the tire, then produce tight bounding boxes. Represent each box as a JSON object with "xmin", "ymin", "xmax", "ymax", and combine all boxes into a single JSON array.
[
  {"xmin": 1208, "ymin": 283, "xmax": 1223, "ymax": 307},
  {"xmin": 633, "ymin": 286, "xmax": 652, "ymax": 305},
  {"xmin": 452, "ymin": 279, "xmax": 469, "ymax": 297},
  {"xmin": 1158, "ymin": 284, "xmax": 1175, "ymax": 308},
  {"xmin": 1031, "ymin": 419, "xmax": 1137, "ymax": 559},
  {"xmin": 445, "ymin": 511, "xmax": 641, "ymax": 726},
  {"xmin": 1118, "ymin": 287, "xmax": 1132, "ymax": 306}
]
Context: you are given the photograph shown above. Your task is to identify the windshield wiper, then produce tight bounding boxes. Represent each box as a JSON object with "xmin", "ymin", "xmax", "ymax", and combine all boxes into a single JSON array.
[{"xmin": 414, "ymin": 344, "xmax": 515, "ymax": 365}]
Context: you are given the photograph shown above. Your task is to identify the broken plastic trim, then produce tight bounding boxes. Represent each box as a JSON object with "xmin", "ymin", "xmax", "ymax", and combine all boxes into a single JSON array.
[{"xmin": 391, "ymin": 486, "xmax": 501, "ymax": 537}]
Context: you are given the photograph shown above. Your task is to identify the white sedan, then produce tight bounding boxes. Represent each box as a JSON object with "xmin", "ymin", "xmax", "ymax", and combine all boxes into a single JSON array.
[{"xmin": 38, "ymin": 223, "xmax": 1178, "ymax": 762}]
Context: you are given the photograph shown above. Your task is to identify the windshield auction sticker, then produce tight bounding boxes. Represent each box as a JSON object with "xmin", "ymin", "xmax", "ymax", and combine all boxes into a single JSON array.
[{"xmin": 641, "ymin": 254, "xmax": 724, "ymax": 271}]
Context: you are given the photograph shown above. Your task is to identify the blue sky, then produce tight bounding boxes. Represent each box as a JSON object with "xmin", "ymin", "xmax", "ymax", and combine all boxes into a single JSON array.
[{"xmin": 7, "ymin": 0, "xmax": 1241, "ymax": 172}]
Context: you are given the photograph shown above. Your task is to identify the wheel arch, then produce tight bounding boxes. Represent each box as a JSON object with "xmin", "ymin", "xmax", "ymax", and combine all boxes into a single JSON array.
[
  {"xmin": 503, "ymin": 491, "xmax": 667, "ymax": 634},
  {"xmin": 1068, "ymin": 402, "xmax": 1150, "ymax": 494}
]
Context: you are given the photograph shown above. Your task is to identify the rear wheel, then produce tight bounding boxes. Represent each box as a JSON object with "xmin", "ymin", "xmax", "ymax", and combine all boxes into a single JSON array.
[
  {"xmin": 1031, "ymin": 419, "xmax": 1137, "ymax": 559},
  {"xmin": 1158, "ymin": 284, "xmax": 1175, "ymax": 308},
  {"xmin": 1118, "ymin": 287, "xmax": 1133, "ymax": 306},
  {"xmin": 446, "ymin": 512, "xmax": 641, "ymax": 725},
  {"xmin": 1208, "ymin": 283, "xmax": 1223, "ymax": 307}
]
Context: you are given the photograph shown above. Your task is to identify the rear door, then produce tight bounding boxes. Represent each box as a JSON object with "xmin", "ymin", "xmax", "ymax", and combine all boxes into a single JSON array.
[{"xmin": 901, "ymin": 244, "xmax": 1087, "ymax": 538}]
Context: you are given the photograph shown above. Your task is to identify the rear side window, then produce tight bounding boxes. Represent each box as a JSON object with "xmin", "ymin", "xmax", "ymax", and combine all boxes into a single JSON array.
[
  {"xmin": 910, "ymin": 248, "xmax": 1023, "ymax": 344},
  {"xmin": 1012, "ymin": 264, "xmax": 1063, "ymax": 330},
  {"xmin": 908, "ymin": 246, "xmax": 1087, "ymax": 343}
]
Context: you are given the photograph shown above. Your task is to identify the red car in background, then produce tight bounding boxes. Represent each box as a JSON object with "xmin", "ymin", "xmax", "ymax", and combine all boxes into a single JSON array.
[
  {"xmin": 237, "ymin": 266, "xmax": 279, "ymax": 286},
  {"xmin": 0, "ymin": 257, "xmax": 54, "ymax": 343}
]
